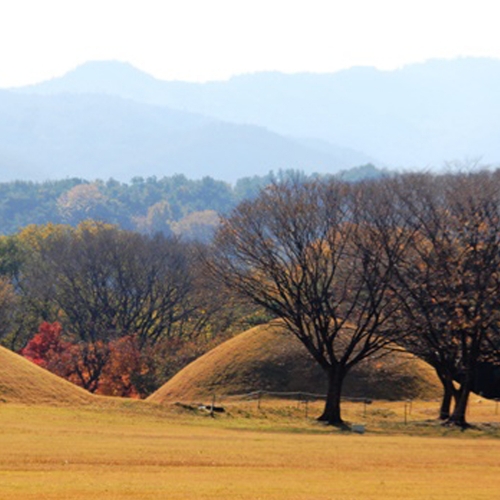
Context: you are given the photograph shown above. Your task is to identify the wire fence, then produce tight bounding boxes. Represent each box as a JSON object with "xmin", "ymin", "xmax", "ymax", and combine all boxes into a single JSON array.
[
  {"xmin": 200, "ymin": 389, "xmax": 500, "ymax": 425},
  {"xmin": 222, "ymin": 389, "xmax": 371, "ymax": 405},
  {"xmin": 203, "ymin": 389, "xmax": 386, "ymax": 422}
]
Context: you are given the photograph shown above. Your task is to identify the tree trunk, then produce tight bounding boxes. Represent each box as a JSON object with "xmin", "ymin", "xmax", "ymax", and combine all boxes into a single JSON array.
[
  {"xmin": 436, "ymin": 370, "xmax": 458, "ymax": 420},
  {"xmin": 439, "ymin": 384, "xmax": 453, "ymax": 420},
  {"xmin": 318, "ymin": 367, "xmax": 345, "ymax": 427},
  {"xmin": 446, "ymin": 372, "xmax": 472, "ymax": 428}
]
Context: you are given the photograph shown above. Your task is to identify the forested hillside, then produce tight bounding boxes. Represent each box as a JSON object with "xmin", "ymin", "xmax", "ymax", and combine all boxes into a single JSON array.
[{"xmin": 0, "ymin": 166, "xmax": 384, "ymax": 236}]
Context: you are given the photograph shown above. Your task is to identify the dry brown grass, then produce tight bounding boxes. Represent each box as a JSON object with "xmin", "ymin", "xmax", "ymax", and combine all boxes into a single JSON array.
[
  {"xmin": 0, "ymin": 345, "xmax": 94, "ymax": 405},
  {"xmin": 215, "ymin": 395, "xmax": 500, "ymax": 436},
  {"xmin": 1, "ymin": 331, "xmax": 498, "ymax": 499},
  {"xmin": 0, "ymin": 399, "xmax": 499, "ymax": 499}
]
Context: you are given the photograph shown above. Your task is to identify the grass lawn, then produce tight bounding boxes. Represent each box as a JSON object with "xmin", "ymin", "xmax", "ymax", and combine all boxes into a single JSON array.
[{"xmin": 0, "ymin": 398, "xmax": 499, "ymax": 499}]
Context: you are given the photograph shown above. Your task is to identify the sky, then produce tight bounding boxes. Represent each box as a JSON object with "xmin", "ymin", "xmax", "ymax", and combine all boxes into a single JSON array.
[{"xmin": 1, "ymin": 0, "xmax": 499, "ymax": 87}]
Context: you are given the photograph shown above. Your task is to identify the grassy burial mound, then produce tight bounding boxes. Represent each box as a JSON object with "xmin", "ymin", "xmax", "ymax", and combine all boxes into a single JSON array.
[
  {"xmin": 0, "ymin": 346, "xmax": 94, "ymax": 405},
  {"xmin": 148, "ymin": 322, "xmax": 441, "ymax": 404}
]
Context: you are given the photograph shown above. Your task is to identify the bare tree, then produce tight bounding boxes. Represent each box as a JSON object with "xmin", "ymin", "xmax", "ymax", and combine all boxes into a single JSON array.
[
  {"xmin": 210, "ymin": 178, "xmax": 406, "ymax": 426},
  {"xmin": 16, "ymin": 224, "xmax": 198, "ymax": 391},
  {"xmin": 24, "ymin": 224, "xmax": 195, "ymax": 347},
  {"xmin": 392, "ymin": 171, "xmax": 500, "ymax": 426}
]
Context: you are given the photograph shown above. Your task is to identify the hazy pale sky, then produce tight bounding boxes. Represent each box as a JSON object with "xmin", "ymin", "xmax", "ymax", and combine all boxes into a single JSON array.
[{"xmin": 1, "ymin": 0, "xmax": 499, "ymax": 87}]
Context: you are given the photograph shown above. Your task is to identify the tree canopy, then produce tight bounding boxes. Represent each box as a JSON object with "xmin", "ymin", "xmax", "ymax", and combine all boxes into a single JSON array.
[
  {"xmin": 211, "ymin": 177, "xmax": 408, "ymax": 425},
  {"xmin": 211, "ymin": 171, "xmax": 500, "ymax": 427}
]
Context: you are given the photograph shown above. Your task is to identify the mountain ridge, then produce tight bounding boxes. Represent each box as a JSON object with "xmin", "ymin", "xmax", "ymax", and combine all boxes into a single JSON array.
[
  {"xmin": 1, "ymin": 80, "xmax": 375, "ymax": 182},
  {"xmin": 5, "ymin": 57, "xmax": 500, "ymax": 181}
]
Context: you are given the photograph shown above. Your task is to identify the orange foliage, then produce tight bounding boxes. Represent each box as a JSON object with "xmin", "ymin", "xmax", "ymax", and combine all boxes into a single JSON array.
[
  {"xmin": 98, "ymin": 335, "xmax": 152, "ymax": 398},
  {"xmin": 21, "ymin": 323, "xmax": 155, "ymax": 398}
]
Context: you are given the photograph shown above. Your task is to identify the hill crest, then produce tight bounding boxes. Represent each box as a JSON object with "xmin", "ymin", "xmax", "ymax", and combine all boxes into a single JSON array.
[
  {"xmin": 0, "ymin": 345, "xmax": 94, "ymax": 405},
  {"xmin": 148, "ymin": 322, "xmax": 441, "ymax": 404}
]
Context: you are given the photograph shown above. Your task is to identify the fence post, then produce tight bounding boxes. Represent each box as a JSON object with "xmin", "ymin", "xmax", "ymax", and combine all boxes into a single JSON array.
[{"xmin": 210, "ymin": 394, "xmax": 216, "ymax": 417}]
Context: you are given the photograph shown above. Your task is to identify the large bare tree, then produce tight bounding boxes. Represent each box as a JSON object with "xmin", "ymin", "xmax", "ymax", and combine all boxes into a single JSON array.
[
  {"xmin": 25, "ymin": 224, "xmax": 195, "ymax": 346},
  {"xmin": 211, "ymin": 178, "xmax": 407, "ymax": 426},
  {"xmin": 391, "ymin": 171, "xmax": 500, "ymax": 426}
]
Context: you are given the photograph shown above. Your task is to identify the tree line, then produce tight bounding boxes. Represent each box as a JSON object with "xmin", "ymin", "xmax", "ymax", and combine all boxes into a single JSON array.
[
  {"xmin": 0, "ymin": 222, "xmax": 263, "ymax": 396},
  {"xmin": 0, "ymin": 166, "xmax": 384, "ymax": 237},
  {"xmin": 2, "ymin": 168, "xmax": 496, "ymax": 428}
]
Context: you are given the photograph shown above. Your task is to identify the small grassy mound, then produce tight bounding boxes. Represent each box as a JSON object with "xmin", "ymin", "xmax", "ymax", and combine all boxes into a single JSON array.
[
  {"xmin": 148, "ymin": 322, "xmax": 441, "ymax": 404},
  {"xmin": 0, "ymin": 345, "xmax": 94, "ymax": 405}
]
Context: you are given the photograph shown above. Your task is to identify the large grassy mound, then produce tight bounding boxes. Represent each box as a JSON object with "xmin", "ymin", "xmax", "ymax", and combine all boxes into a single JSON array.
[
  {"xmin": 0, "ymin": 345, "xmax": 94, "ymax": 405},
  {"xmin": 148, "ymin": 322, "xmax": 441, "ymax": 404}
]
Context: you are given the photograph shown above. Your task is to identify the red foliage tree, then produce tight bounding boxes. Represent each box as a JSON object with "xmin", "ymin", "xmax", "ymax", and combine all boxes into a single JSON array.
[
  {"xmin": 21, "ymin": 319, "xmax": 210, "ymax": 398},
  {"xmin": 21, "ymin": 321, "xmax": 64, "ymax": 366},
  {"xmin": 21, "ymin": 324, "xmax": 158, "ymax": 398},
  {"xmin": 21, "ymin": 322, "xmax": 75, "ymax": 379}
]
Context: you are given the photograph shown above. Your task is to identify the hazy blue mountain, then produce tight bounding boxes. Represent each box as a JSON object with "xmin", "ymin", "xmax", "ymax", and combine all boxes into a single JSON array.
[
  {"xmin": 17, "ymin": 61, "xmax": 181, "ymax": 104},
  {"xmin": 16, "ymin": 57, "xmax": 500, "ymax": 169},
  {"xmin": 0, "ymin": 89, "xmax": 371, "ymax": 183}
]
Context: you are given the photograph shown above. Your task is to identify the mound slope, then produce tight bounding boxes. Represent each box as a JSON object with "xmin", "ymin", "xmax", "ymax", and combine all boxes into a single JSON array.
[
  {"xmin": 148, "ymin": 322, "xmax": 441, "ymax": 404},
  {"xmin": 0, "ymin": 346, "xmax": 94, "ymax": 405}
]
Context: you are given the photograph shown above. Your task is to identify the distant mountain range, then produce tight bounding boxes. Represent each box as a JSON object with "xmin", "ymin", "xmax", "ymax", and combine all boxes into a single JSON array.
[
  {"xmin": 2, "ymin": 57, "xmax": 500, "ymax": 182},
  {"xmin": 1, "ymin": 90, "xmax": 372, "ymax": 182}
]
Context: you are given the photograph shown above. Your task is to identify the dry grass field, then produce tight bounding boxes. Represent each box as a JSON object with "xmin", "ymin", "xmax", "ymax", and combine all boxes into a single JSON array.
[
  {"xmin": 1, "ymin": 397, "xmax": 499, "ymax": 500},
  {"xmin": 1, "ymin": 336, "xmax": 499, "ymax": 499}
]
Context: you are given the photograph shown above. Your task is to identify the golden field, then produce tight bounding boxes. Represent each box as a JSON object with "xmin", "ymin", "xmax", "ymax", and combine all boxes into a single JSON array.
[
  {"xmin": 1, "ymin": 338, "xmax": 499, "ymax": 499},
  {"xmin": 1, "ymin": 398, "xmax": 499, "ymax": 500}
]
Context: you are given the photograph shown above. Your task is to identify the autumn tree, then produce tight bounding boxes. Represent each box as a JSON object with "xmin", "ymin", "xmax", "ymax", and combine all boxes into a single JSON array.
[
  {"xmin": 23, "ymin": 223, "xmax": 193, "ymax": 344},
  {"xmin": 133, "ymin": 200, "xmax": 174, "ymax": 236},
  {"xmin": 210, "ymin": 178, "xmax": 407, "ymax": 426},
  {"xmin": 57, "ymin": 183, "xmax": 113, "ymax": 225},
  {"xmin": 21, "ymin": 320, "xmax": 109, "ymax": 392},
  {"xmin": 172, "ymin": 210, "xmax": 220, "ymax": 243},
  {"xmin": 21, "ymin": 323, "xmax": 155, "ymax": 396},
  {"xmin": 0, "ymin": 232, "xmax": 54, "ymax": 349},
  {"xmin": 0, "ymin": 277, "xmax": 19, "ymax": 344},
  {"xmin": 21, "ymin": 322, "xmax": 76, "ymax": 381},
  {"xmin": 391, "ymin": 171, "xmax": 500, "ymax": 426},
  {"xmin": 98, "ymin": 335, "xmax": 157, "ymax": 398},
  {"xmin": 17, "ymin": 223, "xmax": 199, "ymax": 391},
  {"xmin": 9, "ymin": 219, "xmax": 250, "ymax": 394}
]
